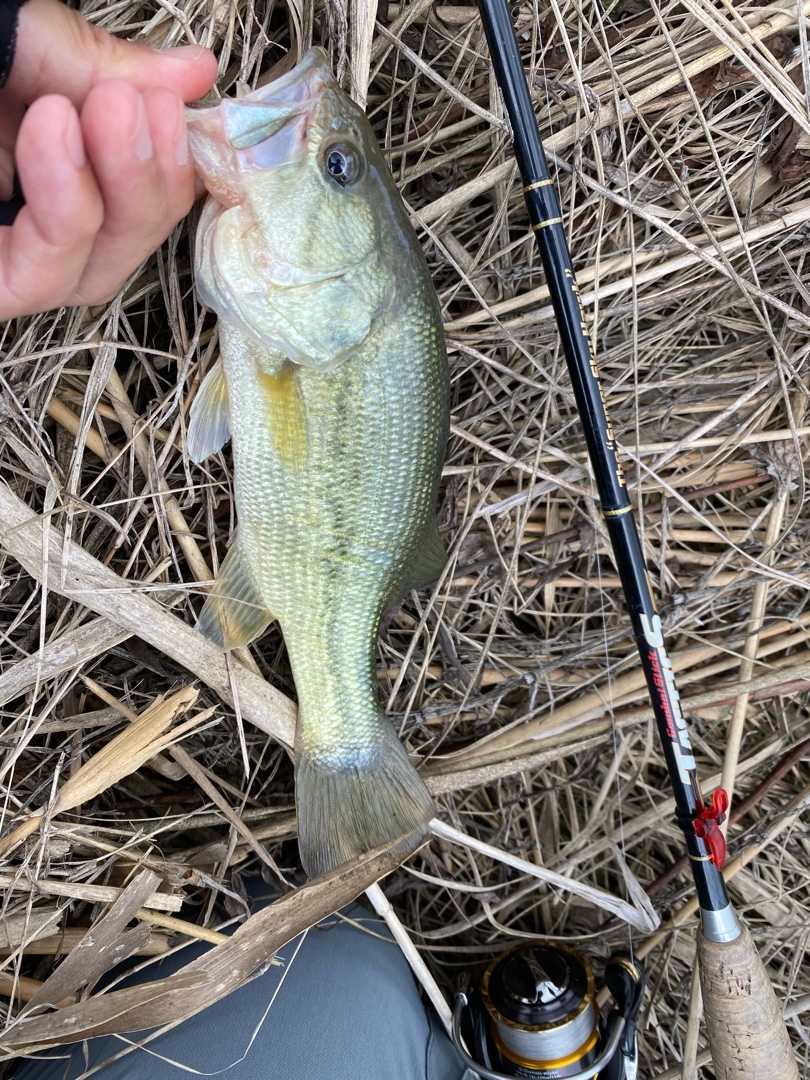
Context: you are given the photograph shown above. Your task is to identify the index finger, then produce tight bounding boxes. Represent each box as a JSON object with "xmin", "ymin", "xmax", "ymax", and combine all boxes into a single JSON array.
[{"xmin": 6, "ymin": 0, "xmax": 217, "ymax": 106}]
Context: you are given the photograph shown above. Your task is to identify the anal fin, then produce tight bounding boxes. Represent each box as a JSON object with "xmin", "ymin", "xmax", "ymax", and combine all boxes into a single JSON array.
[
  {"xmin": 196, "ymin": 539, "xmax": 272, "ymax": 650},
  {"xmin": 400, "ymin": 517, "xmax": 447, "ymax": 595}
]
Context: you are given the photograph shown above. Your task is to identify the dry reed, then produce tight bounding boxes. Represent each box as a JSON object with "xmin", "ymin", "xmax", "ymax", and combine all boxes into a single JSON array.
[{"xmin": 0, "ymin": 0, "xmax": 809, "ymax": 1074}]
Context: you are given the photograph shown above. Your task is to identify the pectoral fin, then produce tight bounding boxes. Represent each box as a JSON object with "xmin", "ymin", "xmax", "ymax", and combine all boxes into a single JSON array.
[
  {"xmin": 187, "ymin": 361, "xmax": 231, "ymax": 463},
  {"xmin": 196, "ymin": 540, "xmax": 272, "ymax": 650}
]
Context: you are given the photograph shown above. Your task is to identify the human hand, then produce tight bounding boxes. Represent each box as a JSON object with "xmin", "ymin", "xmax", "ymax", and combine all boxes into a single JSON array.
[{"xmin": 0, "ymin": 0, "xmax": 218, "ymax": 319}]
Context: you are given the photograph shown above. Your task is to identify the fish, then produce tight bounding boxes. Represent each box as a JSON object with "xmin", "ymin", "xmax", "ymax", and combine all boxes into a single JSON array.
[{"xmin": 184, "ymin": 49, "xmax": 449, "ymax": 877}]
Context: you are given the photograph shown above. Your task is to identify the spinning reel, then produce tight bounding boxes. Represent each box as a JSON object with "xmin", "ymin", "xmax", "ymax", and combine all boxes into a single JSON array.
[{"xmin": 452, "ymin": 942, "xmax": 644, "ymax": 1079}]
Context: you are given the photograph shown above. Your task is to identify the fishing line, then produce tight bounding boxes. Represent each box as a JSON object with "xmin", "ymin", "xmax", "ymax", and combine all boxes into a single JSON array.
[
  {"xmin": 582, "ymin": 0, "xmax": 638, "ymax": 974},
  {"xmin": 533, "ymin": 0, "xmax": 635, "ymax": 963}
]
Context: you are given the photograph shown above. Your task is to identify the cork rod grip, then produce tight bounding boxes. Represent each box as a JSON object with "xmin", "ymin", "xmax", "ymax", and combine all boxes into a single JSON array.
[{"xmin": 698, "ymin": 922, "xmax": 798, "ymax": 1079}]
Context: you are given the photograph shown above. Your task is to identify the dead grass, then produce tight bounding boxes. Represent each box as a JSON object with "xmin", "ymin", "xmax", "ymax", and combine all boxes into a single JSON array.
[{"xmin": 1, "ymin": 0, "xmax": 809, "ymax": 1075}]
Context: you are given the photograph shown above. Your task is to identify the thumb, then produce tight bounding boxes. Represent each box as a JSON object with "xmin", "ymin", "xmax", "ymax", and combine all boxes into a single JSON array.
[{"xmin": 6, "ymin": 0, "xmax": 217, "ymax": 105}]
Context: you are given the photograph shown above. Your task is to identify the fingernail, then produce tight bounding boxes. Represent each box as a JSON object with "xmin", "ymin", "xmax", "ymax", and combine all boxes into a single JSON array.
[
  {"xmin": 153, "ymin": 44, "xmax": 211, "ymax": 64},
  {"xmin": 175, "ymin": 98, "xmax": 190, "ymax": 167},
  {"xmin": 133, "ymin": 95, "xmax": 153, "ymax": 161},
  {"xmin": 64, "ymin": 108, "xmax": 86, "ymax": 170}
]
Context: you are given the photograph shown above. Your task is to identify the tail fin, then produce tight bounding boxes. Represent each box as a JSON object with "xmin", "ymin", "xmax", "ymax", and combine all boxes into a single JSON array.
[{"xmin": 295, "ymin": 731, "xmax": 433, "ymax": 877}]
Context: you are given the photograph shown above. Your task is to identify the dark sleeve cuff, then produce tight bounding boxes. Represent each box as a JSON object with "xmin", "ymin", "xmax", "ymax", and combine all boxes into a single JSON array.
[{"xmin": 0, "ymin": 0, "xmax": 29, "ymax": 90}]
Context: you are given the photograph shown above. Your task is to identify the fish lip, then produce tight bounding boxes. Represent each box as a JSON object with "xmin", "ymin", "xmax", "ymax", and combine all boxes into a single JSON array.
[
  {"xmin": 186, "ymin": 47, "xmax": 334, "ymax": 153},
  {"xmin": 253, "ymin": 46, "xmax": 334, "ymax": 105}
]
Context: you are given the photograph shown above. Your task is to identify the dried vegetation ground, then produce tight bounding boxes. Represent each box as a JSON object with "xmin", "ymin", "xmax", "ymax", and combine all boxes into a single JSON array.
[{"xmin": 1, "ymin": 0, "xmax": 809, "ymax": 1076}]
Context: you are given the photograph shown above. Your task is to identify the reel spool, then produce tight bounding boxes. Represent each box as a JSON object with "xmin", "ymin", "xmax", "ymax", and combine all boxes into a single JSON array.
[{"xmin": 452, "ymin": 942, "xmax": 644, "ymax": 1079}]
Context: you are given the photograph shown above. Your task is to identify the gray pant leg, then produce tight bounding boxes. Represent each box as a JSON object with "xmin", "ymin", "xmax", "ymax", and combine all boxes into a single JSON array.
[{"xmin": 11, "ymin": 905, "xmax": 468, "ymax": 1080}]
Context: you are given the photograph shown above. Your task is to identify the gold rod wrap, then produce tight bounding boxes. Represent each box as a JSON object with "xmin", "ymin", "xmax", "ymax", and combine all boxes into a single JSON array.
[{"xmin": 532, "ymin": 216, "xmax": 563, "ymax": 231}]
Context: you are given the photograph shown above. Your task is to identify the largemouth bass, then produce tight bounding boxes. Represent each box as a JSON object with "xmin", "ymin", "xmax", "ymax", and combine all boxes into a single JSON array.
[{"xmin": 185, "ymin": 50, "xmax": 448, "ymax": 876}]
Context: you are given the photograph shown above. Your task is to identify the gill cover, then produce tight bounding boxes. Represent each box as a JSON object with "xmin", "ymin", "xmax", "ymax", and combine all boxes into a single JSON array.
[{"xmin": 186, "ymin": 49, "xmax": 388, "ymax": 367}]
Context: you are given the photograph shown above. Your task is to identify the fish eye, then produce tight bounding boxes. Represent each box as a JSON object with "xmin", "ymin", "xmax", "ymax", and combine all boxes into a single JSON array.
[{"xmin": 324, "ymin": 143, "xmax": 364, "ymax": 188}]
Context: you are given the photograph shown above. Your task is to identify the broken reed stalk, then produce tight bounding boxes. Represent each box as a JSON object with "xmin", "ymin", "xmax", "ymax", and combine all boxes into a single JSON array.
[
  {"xmin": 0, "ymin": 688, "xmax": 207, "ymax": 858},
  {"xmin": 0, "ymin": 842, "xmax": 421, "ymax": 1050}
]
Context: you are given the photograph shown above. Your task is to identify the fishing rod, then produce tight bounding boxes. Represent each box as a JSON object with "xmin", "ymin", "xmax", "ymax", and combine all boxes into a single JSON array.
[{"xmin": 452, "ymin": 2, "xmax": 800, "ymax": 1077}]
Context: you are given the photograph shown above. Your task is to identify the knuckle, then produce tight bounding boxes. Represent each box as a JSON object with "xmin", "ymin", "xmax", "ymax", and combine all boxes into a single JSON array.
[
  {"xmin": 84, "ymin": 200, "xmax": 106, "ymax": 239},
  {"xmin": 144, "ymin": 86, "xmax": 175, "ymax": 112},
  {"xmin": 0, "ymin": 266, "xmax": 70, "ymax": 317},
  {"xmin": 68, "ymin": 17, "xmax": 126, "ymax": 85},
  {"xmin": 40, "ymin": 205, "xmax": 103, "ymax": 250}
]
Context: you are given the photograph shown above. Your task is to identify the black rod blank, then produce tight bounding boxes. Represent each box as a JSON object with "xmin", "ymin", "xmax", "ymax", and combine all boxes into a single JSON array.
[
  {"xmin": 474, "ymin": 5, "xmax": 800, "ymax": 1073},
  {"xmin": 476, "ymin": 0, "xmax": 730, "ymax": 918}
]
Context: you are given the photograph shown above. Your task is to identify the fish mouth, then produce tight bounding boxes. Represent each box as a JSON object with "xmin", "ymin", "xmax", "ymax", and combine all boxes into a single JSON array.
[
  {"xmin": 185, "ymin": 48, "xmax": 335, "ymax": 198},
  {"xmin": 187, "ymin": 48, "xmax": 362, "ymax": 356},
  {"xmin": 218, "ymin": 48, "xmax": 332, "ymax": 157}
]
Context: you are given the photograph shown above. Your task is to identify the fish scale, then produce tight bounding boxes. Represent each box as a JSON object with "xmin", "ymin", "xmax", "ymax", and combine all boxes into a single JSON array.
[{"xmin": 185, "ymin": 49, "xmax": 448, "ymax": 875}]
